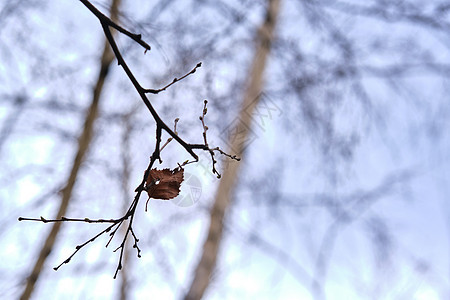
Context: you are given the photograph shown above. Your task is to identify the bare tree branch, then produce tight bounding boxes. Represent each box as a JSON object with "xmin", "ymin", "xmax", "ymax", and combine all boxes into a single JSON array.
[{"xmin": 19, "ymin": 0, "xmax": 239, "ymax": 281}]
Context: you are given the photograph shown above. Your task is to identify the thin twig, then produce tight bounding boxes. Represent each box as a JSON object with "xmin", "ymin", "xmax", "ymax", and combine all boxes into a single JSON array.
[
  {"xmin": 18, "ymin": 216, "xmax": 119, "ymax": 223},
  {"xmin": 211, "ymin": 147, "xmax": 241, "ymax": 161},
  {"xmin": 53, "ymin": 222, "xmax": 119, "ymax": 271},
  {"xmin": 160, "ymin": 118, "xmax": 179, "ymax": 152},
  {"xmin": 199, "ymin": 100, "xmax": 221, "ymax": 178},
  {"xmin": 144, "ymin": 63, "xmax": 202, "ymax": 94}
]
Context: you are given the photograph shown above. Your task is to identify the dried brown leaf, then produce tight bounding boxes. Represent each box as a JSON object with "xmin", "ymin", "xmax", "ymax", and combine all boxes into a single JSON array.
[{"xmin": 146, "ymin": 168, "xmax": 184, "ymax": 200}]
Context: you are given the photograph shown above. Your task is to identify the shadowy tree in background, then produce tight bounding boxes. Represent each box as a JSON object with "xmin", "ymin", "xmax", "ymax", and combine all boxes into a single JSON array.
[
  {"xmin": 184, "ymin": 0, "xmax": 281, "ymax": 299},
  {"xmin": 1, "ymin": 0, "xmax": 450, "ymax": 299},
  {"xmin": 18, "ymin": 1, "xmax": 121, "ymax": 298}
]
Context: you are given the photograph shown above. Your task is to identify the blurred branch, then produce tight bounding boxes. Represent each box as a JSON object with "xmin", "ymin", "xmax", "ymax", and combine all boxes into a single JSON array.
[
  {"xmin": 361, "ymin": 63, "xmax": 450, "ymax": 77},
  {"xmin": 327, "ymin": 1, "xmax": 450, "ymax": 32},
  {"xmin": 312, "ymin": 169, "xmax": 414, "ymax": 299},
  {"xmin": 0, "ymin": 95, "xmax": 27, "ymax": 157},
  {"xmin": 228, "ymin": 221, "xmax": 313, "ymax": 288}
]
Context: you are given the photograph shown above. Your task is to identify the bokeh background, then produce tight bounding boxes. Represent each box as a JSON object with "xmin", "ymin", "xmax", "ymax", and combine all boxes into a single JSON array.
[{"xmin": 1, "ymin": 0, "xmax": 449, "ymax": 299}]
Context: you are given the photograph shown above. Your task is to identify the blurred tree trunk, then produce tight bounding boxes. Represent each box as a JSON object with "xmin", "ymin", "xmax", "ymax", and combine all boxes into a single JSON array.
[
  {"xmin": 183, "ymin": 0, "xmax": 281, "ymax": 299},
  {"xmin": 118, "ymin": 107, "xmax": 137, "ymax": 300},
  {"xmin": 19, "ymin": 1, "xmax": 121, "ymax": 299}
]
